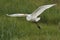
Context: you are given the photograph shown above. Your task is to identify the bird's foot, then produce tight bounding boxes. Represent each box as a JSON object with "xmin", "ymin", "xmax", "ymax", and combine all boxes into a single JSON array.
[{"xmin": 37, "ymin": 25, "xmax": 41, "ymax": 29}]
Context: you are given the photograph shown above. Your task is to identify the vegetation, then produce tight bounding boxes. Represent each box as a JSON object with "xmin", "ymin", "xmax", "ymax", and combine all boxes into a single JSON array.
[{"xmin": 0, "ymin": 0, "xmax": 60, "ymax": 40}]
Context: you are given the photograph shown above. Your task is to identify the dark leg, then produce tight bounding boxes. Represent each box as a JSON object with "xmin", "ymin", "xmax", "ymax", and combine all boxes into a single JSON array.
[{"xmin": 34, "ymin": 22, "xmax": 41, "ymax": 29}]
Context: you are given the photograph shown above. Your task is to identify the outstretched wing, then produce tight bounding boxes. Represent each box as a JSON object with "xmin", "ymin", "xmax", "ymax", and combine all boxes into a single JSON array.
[
  {"xmin": 6, "ymin": 13, "xmax": 29, "ymax": 17},
  {"xmin": 31, "ymin": 4, "xmax": 56, "ymax": 18}
]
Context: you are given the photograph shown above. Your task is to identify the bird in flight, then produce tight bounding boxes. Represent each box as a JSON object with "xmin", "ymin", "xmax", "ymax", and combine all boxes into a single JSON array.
[{"xmin": 6, "ymin": 4, "xmax": 56, "ymax": 29}]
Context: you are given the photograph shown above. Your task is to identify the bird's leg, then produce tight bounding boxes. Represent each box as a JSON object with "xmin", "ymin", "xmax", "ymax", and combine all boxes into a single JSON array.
[{"xmin": 34, "ymin": 22, "xmax": 41, "ymax": 29}]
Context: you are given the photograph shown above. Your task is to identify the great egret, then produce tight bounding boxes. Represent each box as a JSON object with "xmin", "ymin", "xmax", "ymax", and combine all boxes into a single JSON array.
[{"xmin": 6, "ymin": 4, "xmax": 56, "ymax": 29}]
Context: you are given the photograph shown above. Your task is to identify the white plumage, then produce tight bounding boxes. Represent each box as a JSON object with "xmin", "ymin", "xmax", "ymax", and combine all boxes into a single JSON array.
[
  {"xmin": 6, "ymin": 4, "xmax": 56, "ymax": 22},
  {"xmin": 6, "ymin": 4, "xmax": 56, "ymax": 29}
]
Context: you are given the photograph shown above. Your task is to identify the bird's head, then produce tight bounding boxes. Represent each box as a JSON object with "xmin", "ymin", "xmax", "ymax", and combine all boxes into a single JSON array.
[{"xmin": 26, "ymin": 15, "xmax": 32, "ymax": 21}]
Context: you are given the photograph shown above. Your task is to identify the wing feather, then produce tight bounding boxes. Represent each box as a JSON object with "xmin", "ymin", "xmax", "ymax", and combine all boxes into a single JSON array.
[
  {"xmin": 31, "ymin": 4, "xmax": 56, "ymax": 18},
  {"xmin": 6, "ymin": 13, "xmax": 29, "ymax": 17}
]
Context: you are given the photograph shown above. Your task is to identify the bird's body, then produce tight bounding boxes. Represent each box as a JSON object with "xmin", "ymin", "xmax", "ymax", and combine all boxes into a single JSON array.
[{"xmin": 6, "ymin": 4, "xmax": 56, "ymax": 29}]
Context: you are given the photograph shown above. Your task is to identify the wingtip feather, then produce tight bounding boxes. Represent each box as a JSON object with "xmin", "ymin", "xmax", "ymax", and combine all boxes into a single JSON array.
[{"xmin": 6, "ymin": 14, "xmax": 8, "ymax": 16}]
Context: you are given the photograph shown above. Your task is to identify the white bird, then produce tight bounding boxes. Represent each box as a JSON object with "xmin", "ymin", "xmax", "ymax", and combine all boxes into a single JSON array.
[{"xmin": 6, "ymin": 4, "xmax": 56, "ymax": 29}]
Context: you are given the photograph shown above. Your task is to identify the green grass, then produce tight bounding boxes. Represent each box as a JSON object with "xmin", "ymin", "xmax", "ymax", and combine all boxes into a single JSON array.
[{"xmin": 0, "ymin": 0, "xmax": 60, "ymax": 40}]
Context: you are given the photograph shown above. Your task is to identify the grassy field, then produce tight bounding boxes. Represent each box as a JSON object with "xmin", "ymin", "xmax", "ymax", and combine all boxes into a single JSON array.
[{"xmin": 0, "ymin": 0, "xmax": 60, "ymax": 40}]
